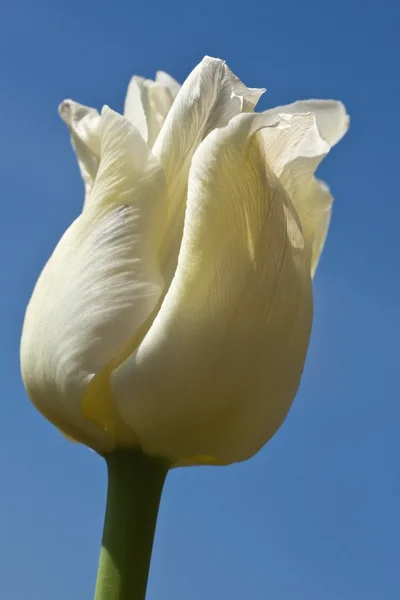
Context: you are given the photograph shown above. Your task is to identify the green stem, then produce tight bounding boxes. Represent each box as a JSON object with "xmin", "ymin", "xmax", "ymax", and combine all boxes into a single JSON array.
[{"xmin": 94, "ymin": 450, "xmax": 169, "ymax": 600}]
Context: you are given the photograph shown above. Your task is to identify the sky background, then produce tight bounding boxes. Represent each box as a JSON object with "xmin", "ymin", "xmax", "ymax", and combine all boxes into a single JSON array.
[{"xmin": 0, "ymin": 0, "xmax": 399, "ymax": 598}]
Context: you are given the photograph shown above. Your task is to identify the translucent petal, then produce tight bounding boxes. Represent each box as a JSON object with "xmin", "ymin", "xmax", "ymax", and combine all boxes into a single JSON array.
[
  {"xmin": 155, "ymin": 70, "xmax": 181, "ymax": 98},
  {"xmin": 261, "ymin": 105, "xmax": 349, "ymax": 273},
  {"xmin": 59, "ymin": 99, "xmax": 101, "ymax": 201},
  {"xmin": 124, "ymin": 76, "xmax": 175, "ymax": 147},
  {"xmin": 266, "ymin": 99, "xmax": 349, "ymax": 145}
]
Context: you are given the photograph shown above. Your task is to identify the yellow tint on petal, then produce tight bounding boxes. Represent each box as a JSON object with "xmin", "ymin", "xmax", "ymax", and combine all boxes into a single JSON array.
[
  {"xmin": 82, "ymin": 301, "xmax": 163, "ymax": 448},
  {"xmin": 82, "ymin": 365, "xmax": 140, "ymax": 448},
  {"xmin": 173, "ymin": 455, "xmax": 227, "ymax": 468}
]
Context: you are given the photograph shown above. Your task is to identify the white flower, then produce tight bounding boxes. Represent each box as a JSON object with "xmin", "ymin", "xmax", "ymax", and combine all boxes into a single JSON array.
[{"xmin": 20, "ymin": 56, "xmax": 348, "ymax": 465}]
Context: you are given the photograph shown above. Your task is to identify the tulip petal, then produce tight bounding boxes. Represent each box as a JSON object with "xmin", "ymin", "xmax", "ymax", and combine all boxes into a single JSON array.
[
  {"xmin": 155, "ymin": 71, "xmax": 181, "ymax": 98},
  {"xmin": 124, "ymin": 76, "xmax": 175, "ymax": 147},
  {"xmin": 123, "ymin": 77, "xmax": 148, "ymax": 141},
  {"xmin": 21, "ymin": 108, "xmax": 166, "ymax": 450},
  {"xmin": 261, "ymin": 105, "xmax": 349, "ymax": 274},
  {"xmin": 59, "ymin": 99, "xmax": 101, "ymax": 200},
  {"xmin": 153, "ymin": 56, "xmax": 265, "ymax": 284},
  {"xmin": 111, "ymin": 111, "xmax": 313, "ymax": 464},
  {"xmin": 266, "ymin": 99, "xmax": 349, "ymax": 145}
]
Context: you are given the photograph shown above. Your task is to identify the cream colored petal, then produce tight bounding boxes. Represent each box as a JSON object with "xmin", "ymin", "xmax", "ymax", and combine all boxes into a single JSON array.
[
  {"xmin": 87, "ymin": 106, "xmax": 167, "ymax": 214},
  {"xmin": 260, "ymin": 108, "xmax": 348, "ymax": 274},
  {"xmin": 123, "ymin": 77, "xmax": 148, "ymax": 141},
  {"xmin": 59, "ymin": 99, "xmax": 101, "ymax": 200},
  {"xmin": 306, "ymin": 178, "xmax": 333, "ymax": 275},
  {"xmin": 266, "ymin": 99, "xmax": 349, "ymax": 145},
  {"xmin": 111, "ymin": 112, "xmax": 313, "ymax": 465},
  {"xmin": 21, "ymin": 108, "xmax": 166, "ymax": 451},
  {"xmin": 124, "ymin": 76, "xmax": 175, "ymax": 147},
  {"xmin": 153, "ymin": 56, "xmax": 265, "ymax": 195},
  {"xmin": 153, "ymin": 56, "xmax": 265, "ymax": 284},
  {"xmin": 155, "ymin": 70, "xmax": 181, "ymax": 98}
]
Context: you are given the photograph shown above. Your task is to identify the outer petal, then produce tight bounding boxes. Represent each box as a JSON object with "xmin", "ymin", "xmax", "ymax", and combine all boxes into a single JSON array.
[
  {"xmin": 21, "ymin": 108, "xmax": 166, "ymax": 451},
  {"xmin": 124, "ymin": 76, "xmax": 175, "ymax": 148},
  {"xmin": 153, "ymin": 56, "xmax": 265, "ymax": 283},
  {"xmin": 261, "ymin": 106, "xmax": 349, "ymax": 274},
  {"xmin": 266, "ymin": 99, "xmax": 349, "ymax": 146},
  {"xmin": 59, "ymin": 99, "xmax": 101, "ymax": 201},
  {"xmin": 111, "ymin": 112, "xmax": 313, "ymax": 464}
]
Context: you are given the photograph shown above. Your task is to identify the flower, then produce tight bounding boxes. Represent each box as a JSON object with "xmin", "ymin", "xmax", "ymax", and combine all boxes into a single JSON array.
[{"xmin": 20, "ymin": 56, "xmax": 348, "ymax": 465}]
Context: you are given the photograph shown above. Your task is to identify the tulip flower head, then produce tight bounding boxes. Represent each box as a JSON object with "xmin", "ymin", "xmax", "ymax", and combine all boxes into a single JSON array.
[{"xmin": 21, "ymin": 57, "xmax": 348, "ymax": 466}]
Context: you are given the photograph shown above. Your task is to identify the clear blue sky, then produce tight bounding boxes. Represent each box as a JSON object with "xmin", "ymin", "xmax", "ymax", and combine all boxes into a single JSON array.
[{"xmin": 1, "ymin": 0, "xmax": 399, "ymax": 598}]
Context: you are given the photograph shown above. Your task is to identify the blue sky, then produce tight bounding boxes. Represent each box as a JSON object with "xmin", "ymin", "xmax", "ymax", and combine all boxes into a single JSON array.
[{"xmin": 1, "ymin": 0, "xmax": 399, "ymax": 598}]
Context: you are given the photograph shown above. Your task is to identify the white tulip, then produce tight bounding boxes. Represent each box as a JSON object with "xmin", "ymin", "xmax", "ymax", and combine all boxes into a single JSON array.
[{"xmin": 20, "ymin": 56, "xmax": 348, "ymax": 465}]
